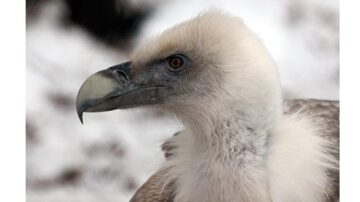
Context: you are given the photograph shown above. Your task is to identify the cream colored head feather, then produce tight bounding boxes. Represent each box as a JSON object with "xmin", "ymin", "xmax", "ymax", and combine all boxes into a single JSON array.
[{"xmin": 132, "ymin": 10, "xmax": 282, "ymax": 130}]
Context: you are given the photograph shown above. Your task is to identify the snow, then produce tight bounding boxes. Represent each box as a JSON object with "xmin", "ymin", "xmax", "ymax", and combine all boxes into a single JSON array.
[{"xmin": 26, "ymin": 0, "xmax": 338, "ymax": 201}]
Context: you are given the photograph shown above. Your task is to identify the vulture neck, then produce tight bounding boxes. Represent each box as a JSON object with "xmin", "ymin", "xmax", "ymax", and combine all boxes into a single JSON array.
[
  {"xmin": 168, "ymin": 101, "xmax": 280, "ymax": 201},
  {"xmin": 177, "ymin": 100, "xmax": 279, "ymax": 158}
]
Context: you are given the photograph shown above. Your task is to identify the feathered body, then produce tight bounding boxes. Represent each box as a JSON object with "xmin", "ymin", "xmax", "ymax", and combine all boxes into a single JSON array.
[{"xmin": 131, "ymin": 99, "xmax": 339, "ymax": 202}]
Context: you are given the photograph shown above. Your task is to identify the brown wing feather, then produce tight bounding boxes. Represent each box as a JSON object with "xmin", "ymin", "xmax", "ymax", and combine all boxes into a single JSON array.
[
  {"xmin": 130, "ymin": 99, "xmax": 339, "ymax": 202},
  {"xmin": 130, "ymin": 169, "xmax": 175, "ymax": 202}
]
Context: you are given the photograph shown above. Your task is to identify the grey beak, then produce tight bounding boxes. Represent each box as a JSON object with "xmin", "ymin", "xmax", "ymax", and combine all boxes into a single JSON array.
[{"xmin": 76, "ymin": 62, "xmax": 166, "ymax": 123}]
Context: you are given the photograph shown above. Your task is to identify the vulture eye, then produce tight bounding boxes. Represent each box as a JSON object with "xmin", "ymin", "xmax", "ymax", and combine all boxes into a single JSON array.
[{"xmin": 168, "ymin": 55, "xmax": 185, "ymax": 71}]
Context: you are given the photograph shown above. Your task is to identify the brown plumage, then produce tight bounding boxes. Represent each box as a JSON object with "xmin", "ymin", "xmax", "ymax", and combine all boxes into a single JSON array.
[{"xmin": 131, "ymin": 99, "xmax": 339, "ymax": 202}]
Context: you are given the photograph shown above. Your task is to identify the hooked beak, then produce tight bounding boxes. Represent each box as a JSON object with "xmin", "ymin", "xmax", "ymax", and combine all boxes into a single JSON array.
[{"xmin": 76, "ymin": 62, "xmax": 166, "ymax": 123}]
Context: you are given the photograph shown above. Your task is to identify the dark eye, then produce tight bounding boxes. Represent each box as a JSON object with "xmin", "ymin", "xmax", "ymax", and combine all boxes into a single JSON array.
[{"xmin": 168, "ymin": 55, "xmax": 185, "ymax": 70}]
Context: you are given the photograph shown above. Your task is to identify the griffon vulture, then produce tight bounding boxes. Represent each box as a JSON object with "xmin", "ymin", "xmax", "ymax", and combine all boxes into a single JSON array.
[{"xmin": 76, "ymin": 10, "xmax": 339, "ymax": 202}]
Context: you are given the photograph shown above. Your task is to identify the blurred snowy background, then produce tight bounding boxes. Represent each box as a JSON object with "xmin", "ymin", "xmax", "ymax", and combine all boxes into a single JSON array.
[{"xmin": 26, "ymin": 0, "xmax": 339, "ymax": 201}]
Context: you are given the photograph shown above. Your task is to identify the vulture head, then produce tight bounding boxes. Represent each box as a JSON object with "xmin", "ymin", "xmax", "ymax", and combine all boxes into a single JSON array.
[{"xmin": 77, "ymin": 10, "xmax": 281, "ymax": 128}]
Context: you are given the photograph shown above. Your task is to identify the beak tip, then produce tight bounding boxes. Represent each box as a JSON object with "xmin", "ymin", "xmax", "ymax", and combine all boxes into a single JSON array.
[
  {"xmin": 79, "ymin": 115, "xmax": 84, "ymax": 125},
  {"xmin": 77, "ymin": 109, "xmax": 84, "ymax": 124},
  {"xmin": 76, "ymin": 100, "xmax": 85, "ymax": 124}
]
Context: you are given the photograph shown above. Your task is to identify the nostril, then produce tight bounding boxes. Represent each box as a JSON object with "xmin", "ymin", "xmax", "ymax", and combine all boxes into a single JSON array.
[
  {"xmin": 108, "ymin": 62, "xmax": 132, "ymax": 84},
  {"xmin": 114, "ymin": 69, "xmax": 128, "ymax": 82}
]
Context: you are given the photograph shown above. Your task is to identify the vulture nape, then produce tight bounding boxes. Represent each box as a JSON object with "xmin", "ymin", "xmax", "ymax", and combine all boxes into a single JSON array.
[{"xmin": 76, "ymin": 10, "xmax": 339, "ymax": 202}]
